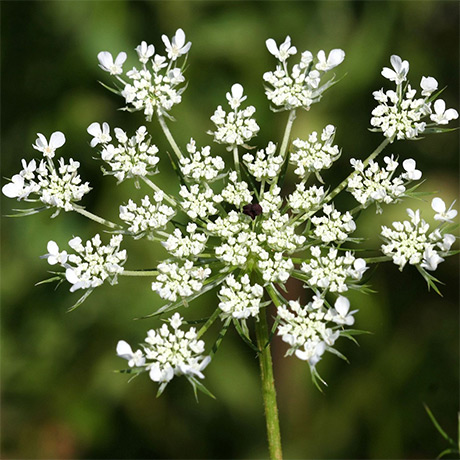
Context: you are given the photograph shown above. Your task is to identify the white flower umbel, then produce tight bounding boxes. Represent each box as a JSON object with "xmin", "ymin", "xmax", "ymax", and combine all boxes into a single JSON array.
[
  {"xmin": 117, "ymin": 313, "xmax": 210, "ymax": 392},
  {"xmin": 215, "ymin": 231, "xmax": 262, "ymax": 268},
  {"xmin": 242, "ymin": 142, "xmax": 284, "ymax": 183},
  {"xmin": 301, "ymin": 247, "xmax": 367, "ymax": 293},
  {"xmin": 2, "ymin": 133, "xmax": 90, "ymax": 213},
  {"xmin": 257, "ymin": 250, "xmax": 294, "ymax": 284},
  {"xmin": 206, "ymin": 211, "xmax": 251, "ymax": 238},
  {"xmin": 264, "ymin": 36, "xmax": 345, "ymax": 111},
  {"xmin": 311, "ymin": 204, "xmax": 356, "ymax": 243},
  {"xmin": 218, "ymin": 274, "xmax": 264, "ymax": 319},
  {"xmin": 261, "ymin": 212, "xmax": 306, "ymax": 252},
  {"xmin": 43, "ymin": 234, "xmax": 127, "ymax": 292},
  {"xmin": 151, "ymin": 260, "xmax": 211, "ymax": 301},
  {"xmin": 88, "ymin": 124, "xmax": 160, "ymax": 182},
  {"xmin": 218, "ymin": 171, "xmax": 253, "ymax": 208},
  {"xmin": 210, "ymin": 84, "xmax": 260, "ymax": 148},
  {"xmin": 119, "ymin": 193, "xmax": 175, "ymax": 236},
  {"xmin": 381, "ymin": 206, "xmax": 456, "ymax": 271},
  {"xmin": 287, "ymin": 183, "xmax": 326, "ymax": 214},
  {"xmin": 163, "ymin": 223, "xmax": 208, "ymax": 259},
  {"xmin": 347, "ymin": 155, "xmax": 422, "ymax": 210},
  {"xmin": 179, "ymin": 184, "xmax": 220, "ymax": 220},
  {"xmin": 290, "ymin": 125, "xmax": 340, "ymax": 178},
  {"xmin": 277, "ymin": 295, "xmax": 354, "ymax": 368},
  {"xmin": 371, "ymin": 56, "xmax": 458, "ymax": 141},
  {"xmin": 180, "ymin": 139, "xmax": 225, "ymax": 182}
]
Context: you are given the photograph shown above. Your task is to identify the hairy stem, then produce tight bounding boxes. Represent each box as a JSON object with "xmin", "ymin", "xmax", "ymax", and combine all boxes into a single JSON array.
[
  {"xmin": 157, "ymin": 113, "xmax": 183, "ymax": 159},
  {"xmin": 279, "ymin": 109, "xmax": 297, "ymax": 161},
  {"xmin": 72, "ymin": 206, "xmax": 120, "ymax": 229},
  {"xmin": 255, "ymin": 305, "xmax": 283, "ymax": 460},
  {"xmin": 233, "ymin": 146, "xmax": 241, "ymax": 181}
]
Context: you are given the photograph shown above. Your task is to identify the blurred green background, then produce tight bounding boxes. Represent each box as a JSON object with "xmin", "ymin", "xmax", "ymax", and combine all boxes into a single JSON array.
[{"xmin": 1, "ymin": 1, "xmax": 459, "ymax": 458}]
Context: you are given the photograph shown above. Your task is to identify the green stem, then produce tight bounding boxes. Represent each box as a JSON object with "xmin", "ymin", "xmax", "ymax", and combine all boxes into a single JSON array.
[
  {"xmin": 197, "ymin": 307, "xmax": 221, "ymax": 340},
  {"xmin": 157, "ymin": 113, "xmax": 183, "ymax": 159},
  {"xmin": 120, "ymin": 269, "xmax": 158, "ymax": 277},
  {"xmin": 364, "ymin": 255, "xmax": 392, "ymax": 263},
  {"xmin": 140, "ymin": 176, "xmax": 177, "ymax": 207},
  {"xmin": 255, "ymin": 302, "xmax": 283, "ymax": 460},
  {"xmin": 233, "ymin": 146, "xmax": 241, "ymax": 181},
  {"xmin": 72, "ymin": 206, "xmax": 121, "ymax": 229},
  {"xmin": 279, "ymin": 109, "xmax": 297, "ymax": 162}
]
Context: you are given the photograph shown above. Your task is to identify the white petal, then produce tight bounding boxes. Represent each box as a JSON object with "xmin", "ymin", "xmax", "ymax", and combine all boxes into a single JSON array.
[
  {"xmin": 266, "ymin": 39, "xmax": 278, "ymax": 57},
  {"xmin": 402, "ymin": 158, "xmax": 416, "ymax": 172},
  {"xmin": 174, "ymin": 28, "xmax": 186, "ymax": 47},
  {"xmin": 87, "ymin": 122, "xmax": 101, "ymax": 137},
  {"xmin": 334, "ymin": 296, "xmax": 350, "ymax": 316},
  {"xmin": 116, "ymin": 340, "xmax": 134, "ymax": 360},
  {"xmin": 114, "ymin": 52, "xmax": 127, "ymax": 66},
  {"xmin": 97, "ymin": 51, "xmax": 113, "ymax": 68},
  {"xmin": 328, "ymin": 49, "xmax": 345, "ymax": 67},
  {"xmin": 49, "ymin": 131, "xmax": 66, "ymax": 149},
  {"xmin": 434, "ymin": 99, "xmax": 446, "ymax": 115},
  {"xmin": 431, "ymin": 197, "xmax": 446, "ymax": 213},
  {"xmin": 231, "ymin": 83, "xmax": 244, "ymax": 99},
  {"xmin": 390, "ymin": 55, "xmax": 402, "ymax": 72},
  {"xmin": 47, "ymin": 240, "xmax": 59, "ymax": 255}
]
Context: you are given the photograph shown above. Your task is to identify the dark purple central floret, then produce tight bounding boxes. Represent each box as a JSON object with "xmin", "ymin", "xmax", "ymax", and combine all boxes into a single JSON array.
[{"xmin": 242, "ymin": 203, "xmax": 263, "ymax": 219}]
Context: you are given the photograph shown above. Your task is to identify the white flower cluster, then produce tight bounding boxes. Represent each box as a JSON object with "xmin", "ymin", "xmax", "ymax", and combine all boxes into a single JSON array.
[
  {"xmin": 218, "ymin": 274, "xmax": 264, "ymax": 319},
  {"xmin": 243, "ymin": 142, "xmax": 283, "ymax": 182},
  {"xmin": 117, "ymin": 313, "xmax": 210, "ymax": 387},
  {"xmin": 215, "ymin": 231, "xmax": 261, "ymax": 268},
  {"xmin": 219, "ymin": 171, "xmax": 253, "ymax": 208},
  {"xmin": 180, "ymin": 139, "xmax": 225, "ymax": 182},
  {"xmin": 257, "ymin": 251, "xmax": 294, "ymax": 283},
  {"xmin": 151, "ymin": 260, "xmax": 211, "ymax": 301},
  {"xmin": 2, "ymin": 132, "xmax": 90, "ymax": 212},
  {"xmin": 210, "ymin": 84, "xmax": 260, "ymax": 148},
  {"xmin": 259, "ymin": 186, "xmax": 283, "ymax": 213},
  {"xmin": 262, "ymin": 212, "xmax": 306, "ymax": 252},
  {"xmin": 311, "ymin": 204, "xmax": 356, "ymax": 243},
  {"xmin": 206, "ymin": 211, "xmax": 250, "ymax": 238},
  {"xmin": 371, "ymin": 55, "xmax": 458, "ymax": 140},
  {"xmin": 277, "ymin": 296, "xmax": 355, "ymax": 368},
  {"xmin": 290, "ymin": 125, "xmax": 340, "ymax": 177},
  {"xmin": 44, "ymin": 234, "xmax": 127, "ymax": 292},
  {"xmin": 98, "ymin": 30, "xmax": 191, "ymax": 119},
  {"xmin": 381, "ymin": 199, "xmax": 456, "ymax": 271},
  {"xmin": 301, "ymin": 247, "xmax": 367, "ymax": 293},
  {"xmin": 264, "ymin": 36, "xmax": 345, "ymax": 111},
  {"xmin": 347, "ymin": 156, "xmax": 422, "ymax": 209},
  {"xmin": 88, "ymin": 123, "xmax": 160, "ymax": 182},
  {"xmin": 119, "ymin": 193, "xmax": 175, "ymax": 236},
  {"xmin": 179, "ymin": 185, "xmax": 219, "ymax": 219},
  {"xmin": 162, "ymin": 223, "xmax": 207, "ymax": 259},
  {"xmin": 287, "ymin": 184, "xmax": 325, "ymax": 214}
]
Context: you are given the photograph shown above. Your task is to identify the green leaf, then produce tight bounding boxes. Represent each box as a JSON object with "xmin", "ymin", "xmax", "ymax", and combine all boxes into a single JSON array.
[
  {"xmin": 424, "ymin": 403, "xmax": 456, "ymax": 445},
  {"xmin": 35, "ymin": 275, "xmax": 62, "ymax": 286},
  {"xmin": 233, "ymin": 318, "xmax": 259, "ymax": 353},
  {"xmin": 67, "ymin": 288, "xmax": 94, "ymax": 312},
  {"xmin": 211, "ymin": 317, "xmax": 231, "ymax": 356},
  {"xmin": 188, "ymin": 376, "xmax": 216, "ymax": 401}
]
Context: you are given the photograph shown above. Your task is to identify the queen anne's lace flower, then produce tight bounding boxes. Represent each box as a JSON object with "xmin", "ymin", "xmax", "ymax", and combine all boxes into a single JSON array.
[
  {"xmin": 218, "ymin": 274, "xmax": 264, "ymax": 319},
  {"xmin": 218, "ymin": 171, "xmax": 253, "ymax": 208},
  {"xmin": 371, "ymin": 56, "xmax": 458, "ymax": 141},
  {"xmin": 311, "ymin": 204, "xmax": 356, "ymax": 243},
  {"xmin": 179, "ymin": 185, "xmax": 220, "ymax": 219},
  {"xmin": 290, "ymin": 125, "xmax": 340, "ymax": 177},
  {"xmin": 381, "ymin": 206, "xmax": 456, "ymax": 271},
  {"xmin": 347, "ymin": 155, "xmax": 422, "ymax": 209},
  {"xmin": 277, "ymin": 295, "xmax": 354, "ymax": 368},
  {"xmin": 243, "ymin": 142, "xmax": 283, "ymax": 182},
  {"xmin": 43, "ymin": 234, "xmax": 127, "ymax": 292},
  {"xmin": 180, "ymin": 139, "xmax": 225, "ymax": 182},
  {"xmin": 301, "ymin": 247, "xmax": 367, "ymax": 293},
  {"xmin": 264, "ymin": 36, "xmax": 345, "ymax": 111},
  {"xmin": 2, "ymin": 133, "xmax": 90, "ymax": 212},
  {"xmin": 210, "ymin": 84, "xmax": 260, "ymax": 148},
  {"xmin": 119, "ymin": 193, "xmax": 175, "ymax": 235},
  {"xmin": 117, "ymin": 313, "xmax": 210, "ymax": 387},
  {"xmin": 88, "ymin": 124, "xmax": 160, "ymax": 182},
  {"xmin": 162, "ymin": 223, "xmax": 208, "ymax": 259},
  {"xmin": 287, "ymin": 183, "xmax": 325, "ymax": 214},
  {"xmin": 152, "ymin": 260, "xmax": 211, "ymax": 301},
  {"xmin": 257, "ymin": 251, "xmax": 294, "ymax": 283}
]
